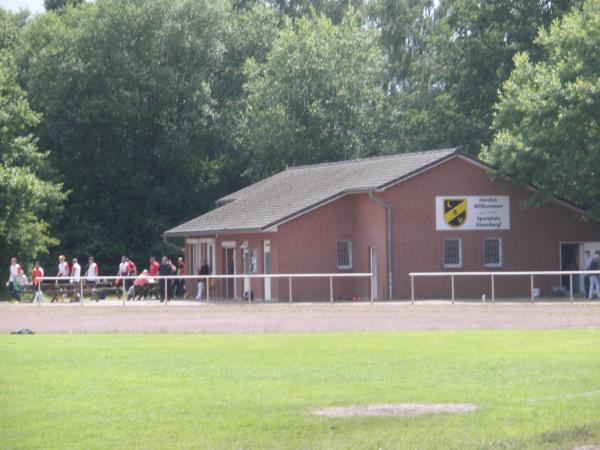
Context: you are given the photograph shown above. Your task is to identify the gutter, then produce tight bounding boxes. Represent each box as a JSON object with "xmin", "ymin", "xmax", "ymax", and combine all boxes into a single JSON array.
[{"xmin": 368, "ymin": 191, "xmax": 393, "ymax": 300}]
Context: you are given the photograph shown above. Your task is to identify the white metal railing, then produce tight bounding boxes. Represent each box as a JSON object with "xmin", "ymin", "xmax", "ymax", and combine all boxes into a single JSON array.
[
  {"xmin": 409, "ymin": 270, "xmax": 600, "ymax": 304},
  {"xmin": 27, "ymin": 273, "xmax": 373, "ymax": 306}
]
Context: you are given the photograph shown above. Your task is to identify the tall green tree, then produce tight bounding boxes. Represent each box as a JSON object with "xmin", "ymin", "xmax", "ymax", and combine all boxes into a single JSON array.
[
  {"xmin": 483, "ymin": 0, "xmax": 600, "ymax": 216},
  {"xmin": 44, "ymin": 0, "xmax": 85, "ymax": 14},
  {"xmin": 17, "ymin": 0, "xmax": 276, "ymax": 266},
  {"xmin": 0, "ymin": 51, "xmax": 66, "ymax": 277},
  {"xmin": 239, "ymin": 9, "xmax": 389, "ymax": 179},
  {"xmin": 432, "ymin": 0, "xmax": 581, "ymax": 154},
  {"xmin": 267, "ymin": 0, "xmax": 365, "ymax": 23}
]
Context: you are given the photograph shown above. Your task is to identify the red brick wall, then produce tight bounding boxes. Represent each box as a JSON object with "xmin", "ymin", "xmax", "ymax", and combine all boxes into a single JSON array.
[
  {"xmin": 379, "ymin": 156, "xmax": 600, "ymax": 299},
  {"xmin": 183, "ymin": 155, "xmax": 600, "ymax": 301}
]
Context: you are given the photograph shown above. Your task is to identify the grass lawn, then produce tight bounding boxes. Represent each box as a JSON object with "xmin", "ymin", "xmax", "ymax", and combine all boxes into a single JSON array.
[{"xmin": 1, "ymin": 331, "xmax": 600, "ymax": 449}]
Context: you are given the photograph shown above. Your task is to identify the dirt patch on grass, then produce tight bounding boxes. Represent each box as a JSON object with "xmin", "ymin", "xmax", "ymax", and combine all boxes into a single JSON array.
[{"xmin": 312, "ymin": 403, "xmax": 478, "ymax": 418}]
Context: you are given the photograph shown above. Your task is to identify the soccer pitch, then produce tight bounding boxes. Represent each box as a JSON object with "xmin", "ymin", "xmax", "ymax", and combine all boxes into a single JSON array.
[{"xmin": 1, "ymin": 331, "xmax": 600, "ymax": 449}]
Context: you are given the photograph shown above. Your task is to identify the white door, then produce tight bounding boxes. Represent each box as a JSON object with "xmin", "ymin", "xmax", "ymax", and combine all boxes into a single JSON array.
[
  {"xmin": 264, "ymin": 240, "xmax": 271, "ymax": 300},
  {"xmin": 243, "ymin": 249, "xmax": 250, "ymax": 296},
  {"xmin": 370, "ymin": 246, "xmax": 378, "ymax": 300}
]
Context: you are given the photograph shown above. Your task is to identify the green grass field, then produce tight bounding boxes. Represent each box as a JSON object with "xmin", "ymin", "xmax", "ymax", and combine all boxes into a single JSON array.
[{"xmin": 1, "ymin": 331, "xmax": 600, "ymax": 449}]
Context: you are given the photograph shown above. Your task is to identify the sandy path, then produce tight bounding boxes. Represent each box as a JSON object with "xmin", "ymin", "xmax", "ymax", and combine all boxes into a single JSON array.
[{"xmin": 2, "ymin": 301, "xmax": 600, "ymax": 333}]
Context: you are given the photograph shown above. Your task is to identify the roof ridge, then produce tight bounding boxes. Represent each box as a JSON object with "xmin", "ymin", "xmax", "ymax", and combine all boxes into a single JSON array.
[{"xmin": 284, "ymin": 147, "xmax": 458, "ymax": 171}]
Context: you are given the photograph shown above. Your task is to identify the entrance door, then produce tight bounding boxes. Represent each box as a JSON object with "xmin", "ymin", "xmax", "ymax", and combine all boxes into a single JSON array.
[
  {"xmin": 582, "ymin": 242, "xmax": 600, "ymax": 295},
  {"xmin": 222, "ymin": 248, "xmax": 235, "ymax": 299},
  {"xmin": 560, "ymin": 243, "xmax": 580, "ymax": 292},
  {"xmin": 264, "ymin": 241, "xmax": 271, "ymax": 301},
  {"xmin": 242, "ymin": 247, "xmax": 257, "ymax": 299},
  {"xmin": 243, "ymin": 249, "xmax": 250, "ymax": 296},
  {"xmin": 370, "ymin": 246, "xmax": 378, "ymax": 300}
]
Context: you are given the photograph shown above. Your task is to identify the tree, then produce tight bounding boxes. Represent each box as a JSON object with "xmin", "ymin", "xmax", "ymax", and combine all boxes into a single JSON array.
[
  {"xmin": 430, "ymin": 0, "xmax": 581, "ymax": 154},
  {"xmin": 0, "ymin": 52, "xmax": 66, "ymax": 278},
  {"xmin": 17, "ymin": 0, "xmax": 278, "ymax": 267},
  {"xmin": 267, "ymin": 0, "xmax": 365, "ymax": 23},
  {"xmin": 483, "ymin": 0, "xmax": 600, "ymax": 216},
  {"xmin": 239, "ymin": 9, "xmax": 389, "ymax": 179},
  {"xmin": 44, "ymin": 0, "xmax": 85, "ymax": 14}
]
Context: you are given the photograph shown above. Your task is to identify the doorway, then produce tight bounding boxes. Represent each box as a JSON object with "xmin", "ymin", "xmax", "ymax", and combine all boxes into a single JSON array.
[
  {"xmin": 370, "ymin": 246, "xmax": 378, "ymax": 300},
  {"xmin": 222, "ymin": 247, "xmax": 235, "ymax": 299},
  {"xmin": 264, "ymin": 240, "xmax": 271, "ymax": 301},
  {"xmin": 560, "ymin": 243, "xmax": 580, "ymax": 293}
]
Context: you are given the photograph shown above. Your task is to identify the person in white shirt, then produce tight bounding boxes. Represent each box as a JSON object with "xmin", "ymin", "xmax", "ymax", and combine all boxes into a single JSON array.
[
  {"xmin": 52, "ymin": 254, "xmax": 70, "ymax": 303},
  {"xmin": 6, "ymin": 257, "xmax": 23, "ymax": 300},
  {"xmin": 7, "ymin": 257, "xmax": 21, "ymax": 284},
  {"xmin": 86, "ymin": 255, "xmax": 99, "ymax": 286},
  {"xmin": 71, "ymin": 258, "xmax": 81, "ymax": 283},
  {"xmin": 57, "ymin": 255, "xmax": 69, "ymax": 279}
]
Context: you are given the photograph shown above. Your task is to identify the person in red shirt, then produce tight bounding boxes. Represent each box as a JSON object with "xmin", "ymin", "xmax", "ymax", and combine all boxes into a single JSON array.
[
  {"xmin": 32, "ymin": 260, "xmax": 45, "ymax": 303},
  {"xmin": 149, "ymin": 256, "xmax": 160, "ymax": 277}
]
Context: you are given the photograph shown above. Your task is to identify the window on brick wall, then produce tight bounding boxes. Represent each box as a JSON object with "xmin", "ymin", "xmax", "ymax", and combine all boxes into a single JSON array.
[
  {"xmin": 484, "ymin": 238, "xmax": 502, "ymax": 267},
  {"xmin": 337, "ymin": 240, "xmax": 353, "ymax": 269},
  {"xmin": 444, "ymin": 239, "xmax": 462, "ymax": 268}
]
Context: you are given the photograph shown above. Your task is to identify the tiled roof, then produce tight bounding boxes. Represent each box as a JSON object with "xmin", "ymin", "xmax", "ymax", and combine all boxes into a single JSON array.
[{"xmin": 164, "ymin": 148, "xmax": 458, "ymax": 236}]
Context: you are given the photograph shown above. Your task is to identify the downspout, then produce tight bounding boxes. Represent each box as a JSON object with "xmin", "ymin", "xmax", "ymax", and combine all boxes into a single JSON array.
[
  {"xmin": 162, "ymin": 235, "xmax": 185, "ymax": 254},
  {"xmin": 368, "ymin": 191, "xmax": 393, "ymax": 299}
]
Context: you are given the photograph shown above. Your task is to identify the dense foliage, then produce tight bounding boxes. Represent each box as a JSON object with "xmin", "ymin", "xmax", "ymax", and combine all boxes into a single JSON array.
[
  {"xmin": 0, "ymin": 0, "xmax": 596, "ymax": 282},
  {"xmin": 484, "ymin": 0, "xmax": 600, "ymax": 215}
]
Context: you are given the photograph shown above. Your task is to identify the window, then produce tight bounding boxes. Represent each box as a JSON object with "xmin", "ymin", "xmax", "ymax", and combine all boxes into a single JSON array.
[
  {"xmin": 484, "ymin": 238, "xmax": 502, "ymax": 267},
  {"xmin": 337, "ymin": 240, "xmax": 353, "ymax": 269},
  {"xmin": 444, "ymin": 239, "xmax": 462, "ymax": 268}
]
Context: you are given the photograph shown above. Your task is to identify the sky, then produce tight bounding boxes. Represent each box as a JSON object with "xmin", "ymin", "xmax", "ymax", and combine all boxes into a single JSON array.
[{"xmin": 0, "ymin": 0, "xmax": 45, "ymax": 14}]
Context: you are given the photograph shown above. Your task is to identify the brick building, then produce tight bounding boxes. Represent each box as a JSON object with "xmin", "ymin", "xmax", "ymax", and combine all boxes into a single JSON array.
[{"xmin": 164, "ymin": 148, "xmax": 600, "ymax": 300}]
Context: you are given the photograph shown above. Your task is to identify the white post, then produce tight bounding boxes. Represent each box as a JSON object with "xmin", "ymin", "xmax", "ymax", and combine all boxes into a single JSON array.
[
  {"xmin": 569, "ymin": 273, "xmax": 573, "ymax": 303},
  {"xmin": 38, "ymin": 279, "xmax": 42, "ymax": 306},
  {"xmin": 80, "ymin": 279, "xmax": 83, "ymax": 307},
  {"xmin": 370, "ymin": 274, "xmax": 374, "ymax": 304},
  {"xmin": 329, "ymin": 276, "xmax": 333, "ymax": 304},
  {"xmin": 289, "ymin": 277, "xmax": 292, "ymax": 303},
  {"xmin": 207, "ymin": 277, "xmax": 210, "ymax": 304},
  {"xmin": 165, "ymin": 277, "xmax": 168, "ymax": 307},
  {"xmin": 122, "ymin": 275, "xmax": 126, "ymax": 302},
  {"xmin": 491, "ymin": 274, "xmax": 495, "ymax": 304},
  {"xmin": 451, "ymin": 274, "xmax": 455, "ymax": 304},
  {"xmin": 530, "ymin": 274, "xmax": 534, "ymax": 304},
  {"xmin": 411, "ymin": 275, "xmax": 414, "ymax": 304}
]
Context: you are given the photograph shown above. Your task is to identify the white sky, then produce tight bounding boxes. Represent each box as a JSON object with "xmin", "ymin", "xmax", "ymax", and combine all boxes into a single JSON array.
[{"xmin": 0, "ymin": 0, "xmax": 45, "ymax": 14}]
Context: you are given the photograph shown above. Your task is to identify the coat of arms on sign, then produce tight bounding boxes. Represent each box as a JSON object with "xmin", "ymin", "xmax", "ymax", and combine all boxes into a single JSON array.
[{"xmin": 443, "ymin": 199, "xmax": 467, "ymax": 227}]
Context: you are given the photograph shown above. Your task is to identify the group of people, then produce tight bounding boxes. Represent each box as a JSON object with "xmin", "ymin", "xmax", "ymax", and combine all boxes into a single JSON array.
[
  {"xmin": 6, "ymin": 255, "xmax": 98, "ymax": 302},
  {"xmin": 584, "ymin": 250, "xmax": 600, "ymax": 300},
  {"xmin": 6, "ymin": 254, "xmax": 211, "ymax": 302}
]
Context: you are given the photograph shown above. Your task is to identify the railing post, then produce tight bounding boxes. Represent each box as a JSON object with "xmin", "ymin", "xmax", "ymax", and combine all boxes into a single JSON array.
[
  {"xmin": 370, "ymin": 274, "xmax": 374, "ymax": 304},
  {"xmin": 411, "ymin": 274, "xmax": 414, "ymax": 304},
  {"xmin": 329, "ymin": 276, "xmax": 333, "ymax": 304},
  {"xmin": 38, "ymin": 279, "xmax": 42, "ymax": 306},
  {"xmin": 491, "ymin": 274, "xmax": 495, "ymax": 304},
  {"xmin": 165, "ymin": 277, "xmax": 168, "ymax": 307},
  {"xmin": 207, "ymin": 277, "xmax": 211, "ymax": 304},
  {"xmin": 289, "ymin": 277, "xmax": 293, "ymax": 303},
  {"xmin": 569, "ymin": 273, "xmax": 574, "ymax": 303},
  {"xmin": 451, "ymin": 274, "xmax": 455, "ymax": 304},
  {"xmin": 80, "ymin": 279, "xmax": 83, "ymax": 307},
  {"xmin": 122, "ymin": 277, "xmax": 126, "ymax": 307},
  {"xmin": 530, "ymin": 274, "xmax": 534, "ymax": 304}
]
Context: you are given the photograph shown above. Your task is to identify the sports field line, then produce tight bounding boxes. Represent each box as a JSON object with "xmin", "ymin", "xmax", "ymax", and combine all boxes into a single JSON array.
[{"xmin": 526, "ymin": 389, "xmax": 600, "ymax": 404}]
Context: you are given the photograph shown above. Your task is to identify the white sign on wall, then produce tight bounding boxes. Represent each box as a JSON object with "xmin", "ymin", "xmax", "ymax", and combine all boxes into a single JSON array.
[{"xmin": 435, "ymin": 196, "xmax": 510, "ymax": 230}]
